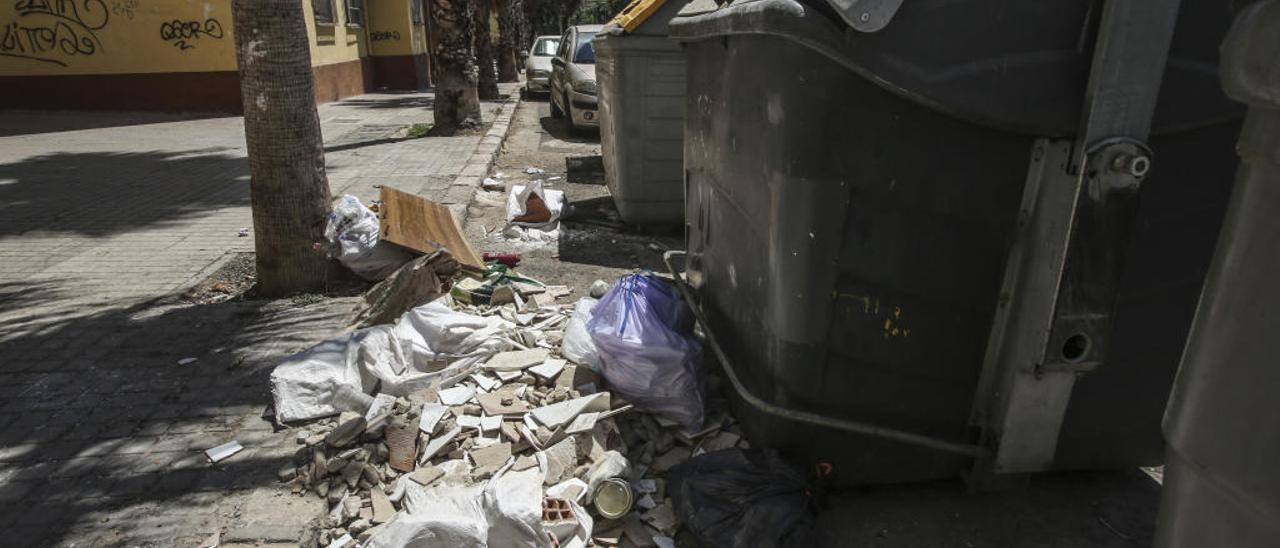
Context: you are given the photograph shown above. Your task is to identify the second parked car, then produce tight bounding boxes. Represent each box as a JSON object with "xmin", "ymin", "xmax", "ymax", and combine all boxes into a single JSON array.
[
  {"xmin": 549, "ymin": 24, "xmax": 603, "ymax": 133},
  {"xmin": 524, "ymin": 35, "xmax": 560, "ymax": 94}
]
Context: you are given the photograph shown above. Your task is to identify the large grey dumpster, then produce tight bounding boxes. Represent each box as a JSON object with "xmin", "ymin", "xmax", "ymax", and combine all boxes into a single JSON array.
[
  {"xmin": 594, "ymin": 1, "xmax": 689, "ymax": 226},
  {"xmin": 672, "ymin": 0, "xmax": 1243, "ymax": 485}
]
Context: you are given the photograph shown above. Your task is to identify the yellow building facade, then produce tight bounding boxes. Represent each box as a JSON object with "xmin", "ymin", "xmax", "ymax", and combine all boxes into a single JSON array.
[{"xmin": 0, "ymin": 0, "xmax": 430, "ymax": 112}]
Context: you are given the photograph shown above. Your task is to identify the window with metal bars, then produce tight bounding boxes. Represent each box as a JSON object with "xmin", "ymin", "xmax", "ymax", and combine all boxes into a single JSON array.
[
  {"xmin": 345, "ymin": 0, "xmax": 365, "ymax": 27},
  {"xmin": 313, "ymin": 0, "xmax": 335, "ymax": 25}
]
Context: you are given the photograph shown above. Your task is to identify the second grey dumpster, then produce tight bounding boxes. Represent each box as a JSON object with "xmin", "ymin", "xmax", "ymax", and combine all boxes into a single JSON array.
[{"xmin": 594, "ymin": 0, "xmax": 689, "ymax": 226}]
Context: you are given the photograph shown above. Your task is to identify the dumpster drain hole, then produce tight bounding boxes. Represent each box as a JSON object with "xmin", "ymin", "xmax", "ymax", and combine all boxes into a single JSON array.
[{"xmin": 1061, "ymin": 333, "xmax": 1090, "ymax": 363}]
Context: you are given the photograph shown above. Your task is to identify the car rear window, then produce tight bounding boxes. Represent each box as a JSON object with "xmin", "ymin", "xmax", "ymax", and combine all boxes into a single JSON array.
[
  {"xmin": 532, "ymin": 38, "xmax": 558, "ymax": 57},
  {"xmin": 573, "ymin": 32, "xmax": 595, "ymax": 64}
]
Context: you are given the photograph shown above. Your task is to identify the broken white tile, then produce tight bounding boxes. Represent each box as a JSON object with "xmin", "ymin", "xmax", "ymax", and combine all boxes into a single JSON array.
[
  {"xmin": 326, "ymin": 533, "xmax": 353, "ymax": 548},
  {"xmin": 177, "ymin": 357, "xmax": 198, "ymax": 366},
  {"xmin": 495, "ymin": 370, "xmax": 523, "ymax": 382},
  {"xmin": 471, "ymin": 373, "xmax": 501, "ymax": 391},
  {"xmin": 531, "ymin": 393, "xmax": 611, "ymax": 429},
  {"xmin": 481, "ymin": 414, "xmax": 502, "ymax": 433},
  {"xmin": 419, "ymin": 403, "xmax": 448, "ymax": 435},
  {"xmin": 566, "ymin": 412, "xmax": 599, "ymax": 434},
  {"xmin": 636, "ymin": 493, "xmax": 656, "ymax": 510},
  {"xmin": 438, "ymin": 385, "xmax": 476, "ymax": 406},
  {"xmin": 515, "ymin": 423, "xmax": 539, "ymax": 450},
  {"xmin": 419, "ymin": 427, "xmax": 461, "ymax": 464},
  {"xmin": 546, "ymin": 478, "xmax": 589, "ymax": 503},
  {"xmin": 204, "ymin": 441, "xmax": 243, "ymax": 463},
  {"xmin": 529, "ymin": 358, "xmax": 567, "ymax": 380},
  {"xmin": 523, "ymin": 413, "xmax": 539, "ymax": 431},
  {"xmin": 483, "ymin": 348, "xmax": 551, "ymax": 371},
  {"xmin": 643, "ymin": 503, "xmax": 678, "ymax": 534},
  {"xmin": 406, "ymin": 466, "xmax": 444, "ymax": 487},
  {"xmin": 456, "ymin": 415, "xmax": 482, "ymax": 430},
  {"xmin": 364, "ymin": 393, "xmax": 396, "ymax": 422}
]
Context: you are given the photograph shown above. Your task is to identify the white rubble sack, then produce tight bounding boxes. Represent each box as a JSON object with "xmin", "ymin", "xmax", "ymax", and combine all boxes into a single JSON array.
[
  {"xmin": 366, "ymin": 468, "xmax": 551, "ymax": 548},
  {"xmin": 505, "ymin": 181, "xmax": 566, "ymax": 229},
  {"xmin": 271, "ymin": 302, "xmax": 514, "ymax": 423}
]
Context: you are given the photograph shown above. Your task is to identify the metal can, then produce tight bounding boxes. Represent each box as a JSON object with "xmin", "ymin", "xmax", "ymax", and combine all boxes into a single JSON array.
[{"xmin": 592, "ymin": 477, "xmax": 634, "ymax": 519}]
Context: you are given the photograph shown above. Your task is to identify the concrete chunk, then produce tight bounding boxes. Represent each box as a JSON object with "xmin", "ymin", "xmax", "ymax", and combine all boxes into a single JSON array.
[{"xmin": 370, "ymin": 490, "xmax": 395, "ymax": 524}]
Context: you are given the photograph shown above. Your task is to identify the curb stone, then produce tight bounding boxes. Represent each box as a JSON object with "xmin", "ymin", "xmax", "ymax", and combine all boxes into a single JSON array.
[{"xmin": 442, "ymin": 87, "xmax": 522, "ymax": 223}]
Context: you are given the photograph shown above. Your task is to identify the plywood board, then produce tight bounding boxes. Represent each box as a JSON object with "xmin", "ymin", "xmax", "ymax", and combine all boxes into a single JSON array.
[{"xmin": 379, "ymin": 186, "xmax": 484, "ymax": 271}]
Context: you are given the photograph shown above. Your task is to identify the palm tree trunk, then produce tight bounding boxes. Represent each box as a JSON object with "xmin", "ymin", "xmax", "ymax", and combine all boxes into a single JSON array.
[
  {"xmin": 496, "ymin": 0, "xmax": 520, "ymax": 83},
  {"xmin": 430, "ymin": 0, "xmax": 482, "ymax": 131},
  {"xmin": 232, "ymin": 0, "xmax": 333, "ymax": 297},
  {"xmin": 473, "ymin": 0, "xmax": 500, "ymax": 99}
]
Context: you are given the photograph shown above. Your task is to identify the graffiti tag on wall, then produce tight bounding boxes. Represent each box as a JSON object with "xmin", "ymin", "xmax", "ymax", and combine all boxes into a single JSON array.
[
  {"xmin": 369, "ymin": 30, "xmax": 399, "ymax": 41},
  {"xmin": 160, "ymin": 18, "xmax": 223, "ymax": 51},
  {"xmin": 110, "ymin": 0, "xmax": 135, "ymax": 20},
  {"xmin": 0, "ymin": 0, "xmax": 110, "ymax": 67}
]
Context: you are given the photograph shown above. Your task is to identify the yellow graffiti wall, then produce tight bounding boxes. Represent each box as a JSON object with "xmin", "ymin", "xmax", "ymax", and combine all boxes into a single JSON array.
[
  {"xmin": 0, "ymin": 0, "xmax": 238, "ymax": 76},
  {"xmin": 0, "ymin": 0, "xmax": 372, "ymax": 77},
  {"xmin": 304, "ymin": 0, "xmax": 366, "ymax": 66},
  {"xmin": 366, "ymin": 0, "xmax": 425, "ymax": 57}
]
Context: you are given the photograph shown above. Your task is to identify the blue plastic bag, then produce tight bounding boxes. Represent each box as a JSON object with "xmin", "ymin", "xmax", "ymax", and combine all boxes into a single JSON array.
[{"xmin": 587, "ymin": 273, "xmax": 705, "ymax": 430}]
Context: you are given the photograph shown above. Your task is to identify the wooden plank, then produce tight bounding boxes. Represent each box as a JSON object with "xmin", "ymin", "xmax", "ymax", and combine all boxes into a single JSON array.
[{"xmin": 378, "ymin": 186, "xmax": 484, "ymax": 271}]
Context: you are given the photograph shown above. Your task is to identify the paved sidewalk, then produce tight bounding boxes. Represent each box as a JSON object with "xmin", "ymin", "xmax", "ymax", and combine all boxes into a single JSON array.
[{"xmin": 0, "ymin": 84, "xmax": 519, "ymax": 547}]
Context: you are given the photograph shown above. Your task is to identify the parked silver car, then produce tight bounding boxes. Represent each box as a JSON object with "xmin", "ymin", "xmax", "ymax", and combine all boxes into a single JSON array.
[
  {"xmin": 524, "ymin": 35, "xmax": 560, "ymax": 94},
  {"xmin": 549, "ymin": 24, "xmax": 603, "ymax": 133}
]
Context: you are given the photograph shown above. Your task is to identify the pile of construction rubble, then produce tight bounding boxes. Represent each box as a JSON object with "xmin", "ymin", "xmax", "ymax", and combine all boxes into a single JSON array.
[{"xmin": 272, "ymin": 276, "xmax": 746, "ymax": 548}]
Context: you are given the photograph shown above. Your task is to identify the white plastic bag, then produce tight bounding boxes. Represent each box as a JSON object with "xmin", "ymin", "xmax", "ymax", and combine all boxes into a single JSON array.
[
  {"xmin": 505, "ymin": 181, "xmax": 566, "ymax": 228},
  {"xmin": 561, "ymin": 297, "xmax": 601, "ymax": 371},
  {"xmin": 587, "ymin": 274, "xmax": 705, "ymax": 431},
  {"xmin": 324, "ymin": 195, "xmax": 413, "ymax": 281}
]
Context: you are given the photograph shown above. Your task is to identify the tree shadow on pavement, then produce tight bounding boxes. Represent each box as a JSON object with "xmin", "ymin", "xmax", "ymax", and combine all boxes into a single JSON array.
[
  {"xmin": 0, "ymin": 111, "xmax": 237, "ymax": 138},
  {"xmin": 334, "ymin": 94, "xmax": 435, "ymax": 111},
  {"xmin": 0, "ymin": 291, "xmax": 358, "ymax": 546},
  {"xmin": 0, "ymin": 149, "xmax": 250, "ymax": 238},
  {"xmin": 538, "ymin": 115, "xmax": 600, "ymax": 144}
]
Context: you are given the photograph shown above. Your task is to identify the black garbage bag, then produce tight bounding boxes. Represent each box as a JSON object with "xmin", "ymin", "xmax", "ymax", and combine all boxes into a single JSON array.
[{"xmin": 667, "ymin": 448, "xmax": 828, "ymax": 548}]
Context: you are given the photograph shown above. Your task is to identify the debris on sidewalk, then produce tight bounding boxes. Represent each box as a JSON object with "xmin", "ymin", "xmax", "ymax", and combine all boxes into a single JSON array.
[
  {"xmin": 205, "ymin": 440, "xmax": 244, "ymax": 463},
  {"xmin": 324, "ymin": 194, "xmax": 416, "ymax": 282},
  {"xmin": 270, "ymin": 269, "xmax": 757, "ymax": 547},
  {"xmin": 352, "ymin": 251, "xmax": 460, "ymax": 327},
  {"xmin": 500, "ymin": 179, "xmax": 568, "ymax": 245},
  {"xmin": 378, "ymin": 185, "xmax": 485, "ymax": 271},
  {"xmin": 589, "ymin": 279, "xmax": 610, "ymax": 299}
]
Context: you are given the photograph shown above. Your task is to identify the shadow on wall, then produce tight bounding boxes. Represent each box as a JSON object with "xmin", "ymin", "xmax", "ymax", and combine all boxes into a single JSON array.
[
  {"xmin": 0, "ymin": 149, "xmax": 250, "ymax": 238},
  {"xmin": 0, "ymin": 286, "xmax": 357, "ymax": 546}
]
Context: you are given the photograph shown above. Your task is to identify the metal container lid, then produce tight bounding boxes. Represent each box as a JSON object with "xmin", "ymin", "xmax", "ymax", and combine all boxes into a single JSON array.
[{"xmin": 592, "ymin": 478, "xmax": 635, "ymax": 519}]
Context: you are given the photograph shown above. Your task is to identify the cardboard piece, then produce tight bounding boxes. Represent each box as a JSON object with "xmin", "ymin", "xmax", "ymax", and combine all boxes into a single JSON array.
[{"xmin": 378, "ymin": 186, "xmax": 483, "ymax": 271}]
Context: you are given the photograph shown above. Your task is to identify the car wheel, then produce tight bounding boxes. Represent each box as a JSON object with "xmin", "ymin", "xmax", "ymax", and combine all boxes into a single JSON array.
[{"xmin": 550, "ymin": 90, "xmax": 565, "ymax": 118}]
